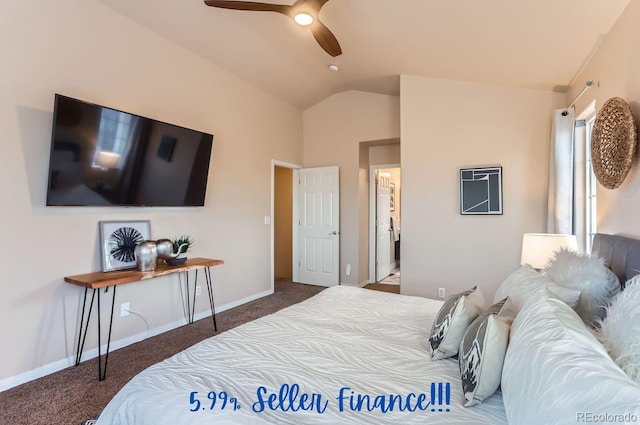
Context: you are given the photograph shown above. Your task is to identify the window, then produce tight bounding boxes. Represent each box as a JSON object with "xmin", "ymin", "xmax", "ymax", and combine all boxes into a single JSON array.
[
  {"xmin": 585, "ymin": 116, "xmax": 597, "ymax": 252},
  {"xmin": 92, "ymin": 109, "xmax": 138, "ymax": 168},
  {"xmin": 550, "ymin": 102, "xmax": 597, "ymax": 253},
  {"xmin": 572, "ymin": 101, "xmax": 597, "ymax": 253}
]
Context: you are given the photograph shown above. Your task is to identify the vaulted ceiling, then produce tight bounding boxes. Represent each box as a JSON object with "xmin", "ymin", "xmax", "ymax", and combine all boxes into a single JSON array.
[{"xmin": 98, "ymin": 0, "xmax": 630, "ymax": 109}]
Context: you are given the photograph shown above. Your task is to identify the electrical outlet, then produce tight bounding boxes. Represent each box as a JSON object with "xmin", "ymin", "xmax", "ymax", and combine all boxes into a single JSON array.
[
  {"xmin": 346, "ymin": 264, "xmax": 351, "ymax": 276},
  {"xmin": 437, "ymin": 288, "xmax": 446, "ymax": 299},
  {"xmin": 120, "ymin": 302, "xmax": 130, "ymax": 317},
  {"xmin": 195, "ymin": 286, "xmax": 202, "ymax": 296}
]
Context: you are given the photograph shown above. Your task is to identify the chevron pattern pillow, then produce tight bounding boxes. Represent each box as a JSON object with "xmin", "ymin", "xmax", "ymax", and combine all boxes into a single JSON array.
[
  {"xmin": 459, "ymin": 297, "xmax": 514, "ymax": 407},
  {"xmin": 428, "ymin": 286, "xmax": 486, "ymax": 360}
]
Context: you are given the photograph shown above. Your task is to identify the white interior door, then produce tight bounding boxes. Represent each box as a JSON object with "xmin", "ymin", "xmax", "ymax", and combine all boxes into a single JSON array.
[
  {"xmin": 376, "ymin": 172, "xmax": 392, "ymax": 281},
  {"xmin": 293, "ymin": 166, "xmax": 339, "ymax": 286}
]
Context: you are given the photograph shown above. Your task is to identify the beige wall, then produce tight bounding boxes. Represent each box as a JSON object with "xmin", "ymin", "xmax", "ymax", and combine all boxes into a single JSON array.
[
  {"xmin": 358, "ymin": 145, "xmax": 371, "ymax": 284},
  {"xmin": 0, "ymin": 0, "xmax": 301, "ymax": 386},
  {"xmin": 567, "ymin": 0, "xmax": 640, "ymax": 239},
  {"xmin": 400, "ymin": 75, "xmax": 565, "ymax": 300},
  {"xmin": 274, "ymin": 167, "xmax": 293, "ymax": 279},
  {"xmin": 303, "ymin": 91, "xmax": 401, "ymax": 285},
  {"xmin": 369, "ymin": 145, "xmax": 401, "ymax": 165}
]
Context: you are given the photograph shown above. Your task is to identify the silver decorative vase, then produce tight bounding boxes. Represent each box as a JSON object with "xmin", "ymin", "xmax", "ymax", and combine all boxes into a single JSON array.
[
  {"xmin": 135, "ymin": 240, "xmax": 157, "ymax": 272},
  {"xmin": 155, "ymin": 239, "xmax": 174, "ymax": 260},
  {"xmin": 156, "ymin": 238, "xmax": 189, "ymax": 264}
]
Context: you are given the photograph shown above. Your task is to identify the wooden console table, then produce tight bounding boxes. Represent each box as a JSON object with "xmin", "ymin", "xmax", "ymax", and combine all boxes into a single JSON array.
[{"xmin": 65, "ymin": 257, "xmax": 224, "ymax": 380}]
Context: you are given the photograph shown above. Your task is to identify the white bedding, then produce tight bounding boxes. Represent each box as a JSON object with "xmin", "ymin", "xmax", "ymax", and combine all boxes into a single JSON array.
[{"xmin": 97, "ymin": 286, "xmax": 507, "ymax": 424}]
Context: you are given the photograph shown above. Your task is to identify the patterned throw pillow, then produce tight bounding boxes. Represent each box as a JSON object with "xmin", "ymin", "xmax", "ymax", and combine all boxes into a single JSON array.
[
  {"xmin": 459, "ymin": 297, "xmax": 514, "ymax": 407},
  {"xmin": 428, "ymin": 286, "xmax": 486, "ymax": 360}
]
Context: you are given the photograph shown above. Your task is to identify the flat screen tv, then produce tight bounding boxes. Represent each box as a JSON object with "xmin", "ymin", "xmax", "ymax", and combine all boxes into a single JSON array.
[{"xmin": 46, "ymin": 94, "xmax": 214, "ymax": 206}]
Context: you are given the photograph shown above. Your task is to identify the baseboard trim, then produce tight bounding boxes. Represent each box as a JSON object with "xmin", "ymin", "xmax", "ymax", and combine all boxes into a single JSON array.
[
  {"xmin": 0, "ymin": 288, "xmax": 273, "ymax": 392},
  {"xmin": 339, "ymin": 281, "xmax": 370, "ymax": 288}
]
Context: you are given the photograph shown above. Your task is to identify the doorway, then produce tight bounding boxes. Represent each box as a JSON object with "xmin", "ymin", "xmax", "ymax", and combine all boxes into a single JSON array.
[
  {"xmin": 272, "ymin": 161, "xmax": 340, "ymax": 293},
  {"xmin": 272, "ymin": 160, "xmax": 299, "ymax": 293},
  {"xmin": 369, "ymin": 164, "xmax": 401, "ymax": 284},
  {"xmin": 274, "ymin": 166, "xmax": 293, "ymax": 284}
]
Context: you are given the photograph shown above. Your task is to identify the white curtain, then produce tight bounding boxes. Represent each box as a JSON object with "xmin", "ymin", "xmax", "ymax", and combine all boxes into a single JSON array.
[{"xmin": 547, "ymin": 108, "xmax": 575, "ymax": 234}]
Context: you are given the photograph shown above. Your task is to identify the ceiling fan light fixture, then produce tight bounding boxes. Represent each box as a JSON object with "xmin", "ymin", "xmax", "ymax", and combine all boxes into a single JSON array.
[
  {"xmin": 328, "ymin": 64, "xmax": 339, "ymax": 72},
  {"xmin": 204, "ymin": 0, "xmax": 341, "ymax": 57},
  {"xmin": 294, "ymin": 12, "xmax": 314, "ymax": 26}
]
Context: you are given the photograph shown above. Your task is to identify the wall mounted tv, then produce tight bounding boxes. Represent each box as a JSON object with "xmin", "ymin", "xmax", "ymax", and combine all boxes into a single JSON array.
[{"xmin": 46, "ymin": 94, "xmax": 214, "ymax": 206}]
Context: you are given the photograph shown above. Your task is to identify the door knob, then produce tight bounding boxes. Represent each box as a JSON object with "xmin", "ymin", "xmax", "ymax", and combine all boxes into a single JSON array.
[{"xmin": 329, "ymin": 231, "xmax": 338, "ymax": 235}]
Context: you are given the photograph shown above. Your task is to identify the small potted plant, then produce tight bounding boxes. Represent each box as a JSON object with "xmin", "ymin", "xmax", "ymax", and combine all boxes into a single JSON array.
[{"xmin": 166, "ymin": 235, "xmax": 193, "ymax": 265}]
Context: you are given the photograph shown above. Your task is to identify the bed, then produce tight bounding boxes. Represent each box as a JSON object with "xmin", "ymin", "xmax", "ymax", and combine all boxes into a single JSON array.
[{"xmin": 96, "ymin": 234, "xmax": 640, "ymax": 425}]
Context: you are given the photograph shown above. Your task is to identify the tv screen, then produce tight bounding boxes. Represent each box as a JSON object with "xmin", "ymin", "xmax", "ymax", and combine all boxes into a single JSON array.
[{"xmin": 46, "ymin": 94, "xmax": 214, "ymax": 206}]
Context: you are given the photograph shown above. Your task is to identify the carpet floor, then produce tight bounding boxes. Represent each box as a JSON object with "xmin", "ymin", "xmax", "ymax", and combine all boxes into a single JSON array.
[
  {"xmin": 0, "ymin": 280, "xmax": 397, "ymax": 425},
  {"xmin": 363, "ymin": 282, "xmax": 400, "ymax": 294}
]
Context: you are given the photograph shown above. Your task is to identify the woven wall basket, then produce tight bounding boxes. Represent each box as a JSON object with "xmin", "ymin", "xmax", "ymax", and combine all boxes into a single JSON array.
[{"xmin": 591, "ymin": 97, "xmax": 638, "ymax": 189}]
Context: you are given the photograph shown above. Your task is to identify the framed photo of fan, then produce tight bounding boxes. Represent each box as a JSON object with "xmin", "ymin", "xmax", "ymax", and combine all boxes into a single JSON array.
[
  {"xmin": 390, "ymin": 183, "xmax": 396, "ymax": 212},
  {"xmin": 99, "ymin": 220, "xmax": 151, "ymax": 271}
]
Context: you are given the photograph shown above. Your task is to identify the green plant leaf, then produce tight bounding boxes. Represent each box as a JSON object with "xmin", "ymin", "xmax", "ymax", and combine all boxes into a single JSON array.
[{"xmin": 171, "ymin": 235, "xmax": 194, "ymax": 253}]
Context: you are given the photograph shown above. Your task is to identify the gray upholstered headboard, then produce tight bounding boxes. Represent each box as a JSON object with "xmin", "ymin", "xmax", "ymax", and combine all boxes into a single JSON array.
[{"xmin": 591, "ymin": 233, "xmax": 640, "ymax": 289}]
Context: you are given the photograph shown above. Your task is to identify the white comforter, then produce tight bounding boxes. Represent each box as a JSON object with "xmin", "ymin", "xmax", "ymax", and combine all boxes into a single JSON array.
[{"xmin": 97, "ymin": 286, "xmax": 507, "ymax": 424}]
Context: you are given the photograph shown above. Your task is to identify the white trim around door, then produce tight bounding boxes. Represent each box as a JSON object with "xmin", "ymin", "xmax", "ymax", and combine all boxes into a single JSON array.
[{"xmin": 369, "ymin": 163, "xmax": 400, "ymax": 284}]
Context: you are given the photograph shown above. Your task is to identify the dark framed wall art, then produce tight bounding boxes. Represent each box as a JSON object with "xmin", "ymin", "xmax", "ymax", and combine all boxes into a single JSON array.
[
  {"xmin": 99, "ymin": 220, "xmax": 151, "ymax": 271},
  {"xmin": 460, "ymin": 166, "xmax": 503, "ymax": 215},
  {"xmin": 157, "ymin": 135, "xmax": 177, "ymax": 162},
  {"xmin": 390, "ymin": 183, "xmax": 396, "ymax": 212}
]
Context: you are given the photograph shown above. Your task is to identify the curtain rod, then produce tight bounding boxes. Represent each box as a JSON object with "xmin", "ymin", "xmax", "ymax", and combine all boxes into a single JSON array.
[{"xmin": 561, "ymin": 80, "xmax": 595, "ymax": 116}]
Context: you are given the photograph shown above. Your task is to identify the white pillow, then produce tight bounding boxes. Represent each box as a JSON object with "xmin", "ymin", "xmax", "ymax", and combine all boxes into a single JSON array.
[
  {"xmin": 459, "ymin": 297, "xmax": 514, "ymax": 407},
  {"xmin": 493, "ymin": 264, "xmax": 581, "ymax": 311},
  {"xmin": 544, "ymin": 248, "xmax": 620, "ymax": 327},
  {"xmin": 428, "ymin": 286, "xmax": 486, "ymax": 360},
  {"xmin": 599, "ymin": 275, "xmax": 640, "ymax": 384},
  {"xmin": 502, "ymin": 294, "xmax": 640, "ymax": 425}
]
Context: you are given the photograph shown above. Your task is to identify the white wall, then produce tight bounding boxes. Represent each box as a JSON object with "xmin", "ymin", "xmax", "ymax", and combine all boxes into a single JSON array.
[
  {"xmin": 568, "ymin": 0, "xmax": 640, "ymax": 239},
  {"xmin": 0, "ymin": 0, "xmax": 301, "ymax": 386},
  {"xmin": 400, "ymin": 75, "xmax": 565, "ymax": 300},
  {"xmin": 303, "ymin": 91, "xmax": 400, "ymax": 285}
]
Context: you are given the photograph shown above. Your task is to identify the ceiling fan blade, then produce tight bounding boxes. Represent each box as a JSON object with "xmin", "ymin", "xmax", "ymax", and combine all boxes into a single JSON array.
[
  {"xmin": 310, "ymin": 20, "xmax": 342, "ymax": 57},
  {"xmin": 204, "ymin": 1, "xmax": 289, "ymax": 15},
  {"xmin": 205, "ymin": 0, "xmax": 341, "ymax": 57},
  {"xmin": 295, "ymin": 0, "xmax": 330, "ymax": 9}
]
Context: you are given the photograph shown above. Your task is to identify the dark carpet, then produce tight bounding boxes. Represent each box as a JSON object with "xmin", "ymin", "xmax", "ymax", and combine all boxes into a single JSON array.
[
  {"xmin": 0, "ymin": 280, "xmax": 396, "ymax": 425},
  {"xmin": 363, "ymin": 282, "xmax": 400, "ymax": 294}
]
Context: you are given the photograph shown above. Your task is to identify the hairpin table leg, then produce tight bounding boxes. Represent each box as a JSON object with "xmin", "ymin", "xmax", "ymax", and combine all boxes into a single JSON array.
[
  {"xmin": 205, "ymin": 267, "xmax": 217, "ymax": 331},
  {"xmin": 96, "ymin": 286, "xmax": 117, "ymax": 381},
  {"xmin": 75, "ymin": 287, "xmax": 96, "ymax": 365}
]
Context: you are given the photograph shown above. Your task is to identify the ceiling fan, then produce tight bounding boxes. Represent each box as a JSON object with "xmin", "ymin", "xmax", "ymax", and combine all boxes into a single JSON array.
[{"xmin": 203, "ymin": 0, "xmax": 342, "ymax": 57}]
